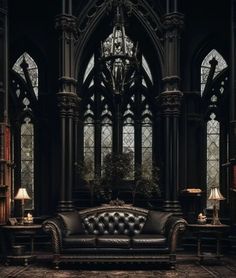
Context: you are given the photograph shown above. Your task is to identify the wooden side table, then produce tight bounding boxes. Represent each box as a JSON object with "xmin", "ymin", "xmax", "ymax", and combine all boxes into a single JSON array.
[
  {"xmin": 0, "ymin": 224, "xmax": 42, "ymax": 266},
  {"xmin": 188, "ymin": 224, "xmax": 229, "ymax": 263}
]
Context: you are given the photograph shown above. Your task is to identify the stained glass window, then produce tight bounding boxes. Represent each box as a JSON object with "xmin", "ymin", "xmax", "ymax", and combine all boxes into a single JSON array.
[
  {"xmin": 142, "ymin": 55, "xmax": 153, "ymax": 83},
  {"xmin": 81, "ymin": 50, "xmax": 155, "ymax": 183},
  {"xmin": 13, "ymin": 52, "xmax": 39, "ymax": 99},
  {"xmin": 142, "ymin": 116, "xmax": 153, "ymax": 177},
  {"xmin": 21, "ymin": 117, "xmax": 34, "ymax": 210},
  {"xmin": 83, "ymin": 55, "xmax": 94, "ymax": 82},
  {"xmin": 101, "ymin": 117, "xmax": 112, "ymax": 169},
  {"xmin": 201, "ymin": 49, "xmax": 227, "ymax": 96},
  {"xmin": 206, "ymin": 113, "xmax": 220, "ymax": 209},
  {"xmin": 84, "ymin": 112, "xmax": 95, "ymax": 180},
  {"xmin": 123, "ymin": 117, "xmax": 134, "ymax": 179}
]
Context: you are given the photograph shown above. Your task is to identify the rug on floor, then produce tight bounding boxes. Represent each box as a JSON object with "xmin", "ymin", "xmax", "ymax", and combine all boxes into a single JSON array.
[{"xmin": 0, "ymin": 257, "xmax": 236, "ymax": 278}]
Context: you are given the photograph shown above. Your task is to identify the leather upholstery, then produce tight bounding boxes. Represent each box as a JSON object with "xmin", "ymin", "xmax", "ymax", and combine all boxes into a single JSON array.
[
  {"xmin": 97, "ymin": 235, "xmax": 131, "ymax": 248},
  {"xmin": 82, "ymin": 211, "xmax": 146, "ymax": 236},
  {"xmin": 58, "ymin": 211, "xmax": 84, "ymax": 236},
  {"xmin": 42, "ymin": 205, "xmax": 187, "ymax": 267},
  {"xmin": 142, "ymin": 211, "xmax": 173, "ymax": 235},
  {"xmin": 63, "ymin": 235, "xmax": 96, "ymax": 248},
  {"xmin": 132, "ymin": 234, "xmax": 167, "ymax": 248}
]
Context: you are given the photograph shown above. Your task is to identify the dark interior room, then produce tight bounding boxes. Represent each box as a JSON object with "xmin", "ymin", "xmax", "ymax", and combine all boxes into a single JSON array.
[{"xmin": 0, "ymin": 0, "xmax": 236, "ymax": 277}]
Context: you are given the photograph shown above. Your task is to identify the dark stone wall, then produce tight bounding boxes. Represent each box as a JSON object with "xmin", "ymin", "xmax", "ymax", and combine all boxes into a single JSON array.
[{"xmin": 6, "ymin": 0, "xmax": 231, "ymax": 217}]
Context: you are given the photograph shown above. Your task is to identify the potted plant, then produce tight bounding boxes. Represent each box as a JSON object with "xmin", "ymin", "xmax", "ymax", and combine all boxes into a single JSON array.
[
  {"xmin": 132, "ymin": 164, "xmax": 161, "ymax": 207},
  {"xmin": 97, "ymin": 151, "xmax": 133, "ymax": 203}
]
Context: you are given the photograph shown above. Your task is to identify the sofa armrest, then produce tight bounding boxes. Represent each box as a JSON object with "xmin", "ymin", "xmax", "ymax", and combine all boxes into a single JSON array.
[
  {"xmin": 42, "ymin": 217, "xmax": 63, "ymax": 254},
  {"xmin": 164, "ymin": 217, "xmax": 187, "ymax": 253}
]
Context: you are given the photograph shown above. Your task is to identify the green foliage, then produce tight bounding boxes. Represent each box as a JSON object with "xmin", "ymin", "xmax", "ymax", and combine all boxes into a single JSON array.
[
  {"xmin": 132, "ymin": 165, "xmax": 161, "ymax": 205},
  {"xmin": 98, "ymin": 152, "xmax": 133, "ymax": 201},
  {"xmin": 102, "ymin": 152, "xmax": 133, "ymax": 182}
]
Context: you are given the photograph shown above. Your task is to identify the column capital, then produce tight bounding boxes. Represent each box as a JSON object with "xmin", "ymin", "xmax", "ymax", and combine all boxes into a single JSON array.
[
  {"xmin": 57, "ymin": 92, "xmax": 79, "ymax": 115},
  {"xmin": 55, "ymin": 14, "xmax": 78, "ymax": 38},
  {"xmin": 162, "ymin": 12, "xmax": 184, "ymax": 32},
  {"xmin": 158, "ymin": 90, "xmax": 183, "ymax": 115}
]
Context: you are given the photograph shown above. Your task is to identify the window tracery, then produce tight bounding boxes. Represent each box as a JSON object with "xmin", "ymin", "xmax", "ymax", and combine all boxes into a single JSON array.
[
  {"xmin": 13, "ymin": 52, "xmax": 39, "ymax": 99},
  {"xmin": 11, "ymin": 53, "xmax": 39, "ymax": 212},
  {"xmin": 81, "ymin": 52, "xmax": 155, "ymax": 182},
  {"xmin": 21, "ymin": 117, "xmax": 34, "ymax": 210},
  {"xmin": 201, "ymin": 49, "xmax": 227, "ymax": 96},
  {"xmin": 206, "ymin": 113, "xmax": 220, "ymax": 209}
]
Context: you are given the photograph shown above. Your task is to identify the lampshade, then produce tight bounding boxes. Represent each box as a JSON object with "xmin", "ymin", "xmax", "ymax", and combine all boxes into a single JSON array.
[
  {"xmin": 14, "ymin": 188, "xmax": 31, "ymax": 200},
  {"xmin": 208, "ymin": 187, "xmax": 225, "ymax": 201}
]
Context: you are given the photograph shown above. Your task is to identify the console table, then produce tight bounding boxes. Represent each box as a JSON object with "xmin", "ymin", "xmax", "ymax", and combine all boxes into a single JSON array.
[
  {"xmin": 188, "ymin": 224, "xmax": 229, "ymax": 263},
  {"xmin": 0, "ymin": 224, "xmax": 42, "ymax": 266}
]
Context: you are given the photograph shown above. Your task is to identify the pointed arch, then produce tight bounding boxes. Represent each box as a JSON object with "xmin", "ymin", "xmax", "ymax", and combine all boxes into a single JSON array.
[
  {"xmin": 13, "ymin": 52, "xmax": 39, "ymax": 99},
  {"xmin": 200, "ymin": 49, "xmax": 227, "ymax": 96},
  {"xmin": 74, "ymin": 1, "xmax": 164, "ymax": 91}
]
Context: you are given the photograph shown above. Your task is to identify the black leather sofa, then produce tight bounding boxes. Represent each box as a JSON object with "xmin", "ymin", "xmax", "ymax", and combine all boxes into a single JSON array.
[{"xmin": 42, "ymin": 205, "xmax": 187, "ymax": 268}]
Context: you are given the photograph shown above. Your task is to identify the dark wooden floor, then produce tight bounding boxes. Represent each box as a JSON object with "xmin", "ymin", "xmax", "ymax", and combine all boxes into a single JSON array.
[{"xmin": 0, "ymin": 253, "xmax": 236, "ymax": 277}]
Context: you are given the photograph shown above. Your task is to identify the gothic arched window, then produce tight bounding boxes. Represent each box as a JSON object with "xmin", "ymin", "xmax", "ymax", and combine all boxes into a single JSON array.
[
  {"xmin": 21, "ymin": 117, "xmax": 34, "ymax": 210},
  {"xmin": 200, "ymin": 49, "xmax": 228, "ymax": 209},
  {"xmin": 123, "ymin": 112, "xmax": 135, "ymax": 179},
  {"xmin": 13, "ymin": 52, "xmax": 39, "ymax": 99},
  {"xmin": 83, "ymin": 104, "xmax": 95, "ymax": 180},
  {"xmin": 141, "ymin": 106, "xmax": 153, "ymax": 177},
  {"xmin": 206, "ymin": 113, "xmax": 220, "ymax": 208},
  {"xmin": 11, "ymin": 53, "xmax": 39, "ymax": 211},
  {"xmin": 80, "ymin": 52, "xmax": 155, "ymax": 183},
  {"xmin": 101, "ymin": 105, "xmax": 113, "ymax": 168},
  {"xmin": 201, "ymin": 49, "xmax": 227, "ymax": 96}
]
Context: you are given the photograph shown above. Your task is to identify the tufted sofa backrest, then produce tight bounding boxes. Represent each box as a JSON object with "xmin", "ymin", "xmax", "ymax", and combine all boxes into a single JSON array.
[{"xmin": 79, "ymin": 206, "xmax": 148, "ymax": 236}]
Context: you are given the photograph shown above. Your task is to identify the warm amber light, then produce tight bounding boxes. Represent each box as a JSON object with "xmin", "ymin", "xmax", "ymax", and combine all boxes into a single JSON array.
[
  {"xmin": 208, "ymin": 187, "xmax": 225, "ymax": 201},
  {"xmin": 14, "ymin": 188, "xmax": 31, "ymax": 200}
]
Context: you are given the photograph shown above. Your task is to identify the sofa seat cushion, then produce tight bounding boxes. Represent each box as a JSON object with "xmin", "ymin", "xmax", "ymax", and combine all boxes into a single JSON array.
[
  {"xmin": 132, "ymin": 234, "xmax": 167, "ymax": 248},
  {"xmin": 63, "ymin": 235, "xmax": 96, "ymax": 248},
  {"xmin": 97, "ymin": 235, "xmax": 130, "ymax": 248}
]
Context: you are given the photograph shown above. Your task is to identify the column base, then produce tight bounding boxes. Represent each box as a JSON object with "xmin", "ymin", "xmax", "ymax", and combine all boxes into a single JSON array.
[
  {"xmin": 163, "ymin": 200, "xmax": 182, "ymax": 216},
  {"xmin": 57, "ymin": 201, "xmax": 74, "ymax": 212}
]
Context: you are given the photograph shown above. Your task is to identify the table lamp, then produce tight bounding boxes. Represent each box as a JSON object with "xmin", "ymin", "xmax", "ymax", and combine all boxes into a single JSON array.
[
  {"xmin": 208, "ymin": 186, "xmax": 225, "ymax": 225},
  {"xmin": 14, "ymin": 187, "xmax": 31, "ymax": 225}
]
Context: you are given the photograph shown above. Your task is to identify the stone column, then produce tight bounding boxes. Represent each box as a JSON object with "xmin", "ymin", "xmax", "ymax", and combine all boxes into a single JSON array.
[
  {"xmin": 160, "ymin": 9, "xmax": 184, "ymax": 215},
  {"xmin": 55, "ymin": 4, "xmax": 79, "ymax": 212}
]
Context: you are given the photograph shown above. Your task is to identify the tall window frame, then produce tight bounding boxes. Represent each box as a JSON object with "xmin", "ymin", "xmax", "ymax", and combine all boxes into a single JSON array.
[
  {"xmin": 79, "ymin": 51, "xmax": 156, "ymax": 183},
  {"xmin": 11, "ymin": 52, "xmax": 39, "ymax": 211},
  {"xmin": 200, "ymin": 49, "xmax": 228, "ymax": 209}
]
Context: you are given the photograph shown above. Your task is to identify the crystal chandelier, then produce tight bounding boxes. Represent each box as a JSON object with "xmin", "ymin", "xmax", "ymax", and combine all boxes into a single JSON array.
[{"xmin": 100, "ymin": 4, "xmax": 138, "ymax": 95}]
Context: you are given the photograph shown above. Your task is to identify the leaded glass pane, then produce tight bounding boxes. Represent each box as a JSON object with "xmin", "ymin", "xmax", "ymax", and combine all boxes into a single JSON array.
[
  {"xmin": 84, "ymin": 118, "xmax": 95, "ymax": 180},
  {"xmin": 201, "ymin": 49, "xmax": 227, "ymax": 96},
  {"xmin": 13, "ymin": 52, "xmax": 39, "ymax": 99},
  {"xmin": 207, "ymin": 113, "xmax": 220, "ymax": 209},
  {"xmin": 142, "ymin": 55, "xmax": 153, "ymax": 83},
  {"xmin": 142, "ymin": 117, "xmax": 152, "ymax": 177},
  {"xmin": 123, "ymin": 118, "xmax": 134, "ymax": 179},
  {"xmin": 83, "ymin": 55, "xmax": 95, "ymax": 82},
  {"xmin": 21, "ymin": 117, "xmax": 34, "ymax": 210},
  {"xmin": 101, "ymin": 118, "xmax": 112, "ymax": 170}
]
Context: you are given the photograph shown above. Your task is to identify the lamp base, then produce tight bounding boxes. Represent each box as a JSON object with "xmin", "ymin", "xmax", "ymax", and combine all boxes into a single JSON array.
[
  {"xmin": 211, "ymin": 218, "xmax": 222, "ymax": 225},
  {"xmin": 211, "ymin": 205, "xmax": 222, "ymax": 225}
]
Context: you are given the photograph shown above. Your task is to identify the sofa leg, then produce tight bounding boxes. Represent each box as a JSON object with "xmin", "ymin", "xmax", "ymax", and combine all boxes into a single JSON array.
[
  {"xmin": 170, "ymin": 263, "xmax": 176, "ymax": 270},
  {"xmin": 169, "ymin": 254, "xmax": 176, "ymax": 270},
  {"xmin": 53, "ymin": 261, "xmax": 60, "ymax": 270}
]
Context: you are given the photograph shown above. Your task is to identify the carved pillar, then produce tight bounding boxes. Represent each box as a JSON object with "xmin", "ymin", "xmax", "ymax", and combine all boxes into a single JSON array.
[
  {"xmin": 160, "ymin": 10, "xmax": 184, "ymax": 214},
  {"xmin": 55, "ymin": 6, "xmax": 79, "ymax": 212}
]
